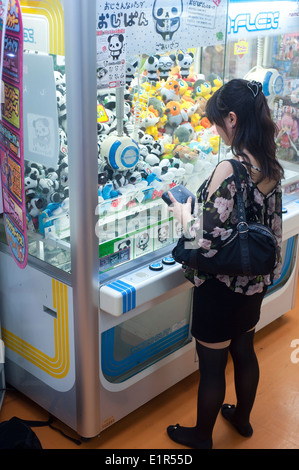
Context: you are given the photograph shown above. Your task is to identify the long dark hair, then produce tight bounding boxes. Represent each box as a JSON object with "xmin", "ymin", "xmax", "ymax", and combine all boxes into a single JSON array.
[{"xmin": 206, "ymin": 79, "xmax": 284, "ymax": 181}]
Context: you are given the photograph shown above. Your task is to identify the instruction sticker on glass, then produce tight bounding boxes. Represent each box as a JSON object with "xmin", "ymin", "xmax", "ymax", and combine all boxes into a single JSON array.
[
  {"xmin": 97, "ymin": 28, "xmax": 126, "ymax": 89},
  {"xmin": 186, "ymin": 0, "xmax": 219, "ymax": 30}
]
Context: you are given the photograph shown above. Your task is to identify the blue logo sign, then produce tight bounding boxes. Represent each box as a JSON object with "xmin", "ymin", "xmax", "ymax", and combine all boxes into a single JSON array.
[{"xmin": 228, "ymin": 11, "xmax": 280, "ymax": 35}]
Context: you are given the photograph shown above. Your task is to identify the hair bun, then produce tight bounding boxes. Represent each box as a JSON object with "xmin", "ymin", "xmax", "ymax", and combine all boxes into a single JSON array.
[{"xmin": 247, "ymin": 80, "xmax": 262, "ymax": 98}]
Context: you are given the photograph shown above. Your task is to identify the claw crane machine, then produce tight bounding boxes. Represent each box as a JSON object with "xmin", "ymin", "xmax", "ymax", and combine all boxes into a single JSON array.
[
  {"xmin": 0, "ymin": 0, "xmax": 229, "ymax": 438},
  {"xmin": 220, "ymin": 0, "xmax": 299, "ymax": 330}
]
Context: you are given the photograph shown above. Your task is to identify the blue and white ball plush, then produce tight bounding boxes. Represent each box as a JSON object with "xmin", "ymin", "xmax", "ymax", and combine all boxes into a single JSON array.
[{"xmin": 100, "ymin": 134, "xmax": 140, "ymax": 171}]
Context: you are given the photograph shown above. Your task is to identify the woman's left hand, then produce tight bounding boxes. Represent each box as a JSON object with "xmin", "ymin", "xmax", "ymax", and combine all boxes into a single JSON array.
[{"xmin": 167, "ymin": 191, "xmax": 193, "ymax": 231}]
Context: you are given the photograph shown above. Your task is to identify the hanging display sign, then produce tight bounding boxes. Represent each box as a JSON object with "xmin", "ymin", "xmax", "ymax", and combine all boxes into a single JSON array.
[
  {"xmin": 0, "ymin": 0, "xmax": 27, "ymax": 268},
  {"xmin": 96, "ymin": 27, "xmax": 126, "ymax": 89},
  {"xmin": 96, "ymin": 0, "xmax": 228, "ymax": 56},
  {"xmin": 228, "ymin": 0, "xmax": 299, "ymax": 40}
]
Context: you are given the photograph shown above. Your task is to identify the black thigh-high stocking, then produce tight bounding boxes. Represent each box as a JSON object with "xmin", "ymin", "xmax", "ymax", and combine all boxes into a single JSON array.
[
  {"xmin": 223, "ymin": 329, "xmax": 259, "ymax": 435},
  {"xmin": 167, "ymin": 341, "xmax": 229, "ymax": 449}
]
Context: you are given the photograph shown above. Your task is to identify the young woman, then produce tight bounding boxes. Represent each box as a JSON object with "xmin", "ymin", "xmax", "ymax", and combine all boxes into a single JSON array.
[{"xmin": 167, "ymin": 79, "xmax": 284, "ymax": 449}]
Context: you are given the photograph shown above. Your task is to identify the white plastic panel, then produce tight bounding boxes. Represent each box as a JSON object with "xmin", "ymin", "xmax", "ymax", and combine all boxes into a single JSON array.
[{"xmin": 100, "ymin": 256, "xmax": 189, "ymax": 316}]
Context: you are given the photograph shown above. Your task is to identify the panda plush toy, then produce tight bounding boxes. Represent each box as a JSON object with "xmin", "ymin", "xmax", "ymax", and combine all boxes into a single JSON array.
[
  {"xmin": 158, "ymin": 54, "xmax": 176, "ymax": 81},
  {"xmin": 59, "ymin": 128, "xmax": 68, "ymax": 160},
  {"xmin": 26, "ymin": 197, "xmax": 45, "ymax": 230},
  {"xmin": 24, "ymin": 172, "xmax": 38, "ymax": 200},
  {"xmin": 38, "ymin": 176, "xmax": 61, "ymax": 205},
  {"xmin": 177, "ymin": 52, "xmax": 194, "ymax": 79},
  {"xmin": 144, "ymin": 55, "xmax": 160, "ymax": 83},
  {"xmin": 56, "ymin": 89, "xmax": 67, "ymax": 130},
  {"xmin": 54, "ymin": 71, "xmax": 66, "ymax": 94},
  {"xmin": 24, "ymin": 161, "xmax": 46, "ymax": 200},
  {"xmin": 125, "ymin": 58, "xmax": 139, "ymax": 86}
]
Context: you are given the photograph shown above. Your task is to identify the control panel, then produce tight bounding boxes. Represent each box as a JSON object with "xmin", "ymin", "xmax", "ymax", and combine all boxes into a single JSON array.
[{"xmin": 99, "ymin": 257, "xmax": 189, "ymax": 317}]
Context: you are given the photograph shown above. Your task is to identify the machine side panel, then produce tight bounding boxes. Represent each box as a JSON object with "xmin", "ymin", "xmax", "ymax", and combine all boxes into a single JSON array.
[{"xmin": 0, "ymin": 250, "xmax": 75, "ymax": 392}]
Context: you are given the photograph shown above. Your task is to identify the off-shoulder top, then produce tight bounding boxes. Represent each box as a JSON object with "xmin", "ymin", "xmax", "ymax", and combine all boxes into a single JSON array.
[{"xmin": 183, "ymin": 159, "xmax": 283, "ymax": 295}]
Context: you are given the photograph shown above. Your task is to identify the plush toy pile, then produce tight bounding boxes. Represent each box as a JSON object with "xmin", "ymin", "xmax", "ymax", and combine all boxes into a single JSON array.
[
  {"xmin": 25, "ymin": 68, "xmax": 69, "ymax": 235},
  {"xmin": 25, "ymin": 50, "xmax": 224, "ymax": 236},
  {"xmin": 97, "ymin": 52, "xmax": 223, "ymax": 211}
]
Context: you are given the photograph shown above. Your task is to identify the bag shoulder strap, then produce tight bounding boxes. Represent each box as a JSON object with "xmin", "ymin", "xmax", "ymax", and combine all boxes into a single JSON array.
[
  {"xmin": 16, "ymin": 417, "xmax": 82, "ymax": 445},
  {"xmin": 19, "ymin": 417, "xmax": 53, "ymax": 427},
  {"xmin": 227, "ymin": 158, "xmax": 247, "ymax": 190},
  {"xmin": 228, "ymin": 159, "xmax": 247, "ymax": 225},
  {"xmin": 228, "ymin": 159, "xmax": 253, "ymax": 273}
]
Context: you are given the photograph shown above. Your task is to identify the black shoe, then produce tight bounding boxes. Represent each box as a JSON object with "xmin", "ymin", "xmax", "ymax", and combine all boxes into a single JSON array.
[
  {"xmin": 167, "ymin": 424, "xmax": 213, "ymax": 449},
  {"xmin": 221, "ymin": 404, "xmax": 253, "ymax": 437}
]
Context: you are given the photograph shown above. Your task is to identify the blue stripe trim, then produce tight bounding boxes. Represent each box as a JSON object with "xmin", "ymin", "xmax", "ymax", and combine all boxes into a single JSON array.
[
  {"xmin": 277, "ymin": 237, "xmax": 293, "ymax": 280},
  {"xmin": 114, "ymin": 280, "xmax": 136, "ymax": 310},
  {"xmin": 107, "ymin": 279, "xmax": 136, "ymax": 314},
  {"xmin": 267, "ymin": 236, "xmax": 295, "ymax": 295},
  {"xmin": 101, "ymin": 324, "xmax": 189, "ymax": 379},
  {"xmin": 108, "ymin": 282, "xmax": 127, "ymax": 313}
]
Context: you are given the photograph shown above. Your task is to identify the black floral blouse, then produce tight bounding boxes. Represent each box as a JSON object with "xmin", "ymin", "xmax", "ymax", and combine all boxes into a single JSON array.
[{"xmin": 183, "ymin": 160, "xmax": 283, "ymax": 295}]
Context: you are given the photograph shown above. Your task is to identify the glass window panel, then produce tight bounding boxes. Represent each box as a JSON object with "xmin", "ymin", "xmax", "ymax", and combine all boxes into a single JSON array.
[
  {"xmin": 0, "ymin": 1, "xmax": 71, "ymax": 273},
  {"xmin": 97, "ymin": 46, "xmax": 226, "ymax": 273},
  {"xmin": 101, "ymin": 287, "xmax": 193, "ymax": 383}
]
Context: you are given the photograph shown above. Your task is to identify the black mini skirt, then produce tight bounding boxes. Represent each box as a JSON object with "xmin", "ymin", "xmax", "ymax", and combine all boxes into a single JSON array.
[{"xmin": 191, "ymin": 278, "xmax": 268, "ymax": 343}]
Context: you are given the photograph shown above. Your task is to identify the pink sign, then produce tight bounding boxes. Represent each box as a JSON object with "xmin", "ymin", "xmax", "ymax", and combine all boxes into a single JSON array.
[{"xmin": 0, "ymin": 0, "xmax": 26, "ymax": 268}]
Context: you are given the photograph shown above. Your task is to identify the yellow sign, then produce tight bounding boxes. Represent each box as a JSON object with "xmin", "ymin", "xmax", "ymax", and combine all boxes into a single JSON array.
[
  {"xmin": 234, "ymin": 40, "xmax": 248, "ymax": 57},
  {"xmin": 97, "ymin": 104, "xmax": 109, "ymax": 123},
  {"xmin": 20, "ymin": 0, "xmax": 64, "ymax": 55}
]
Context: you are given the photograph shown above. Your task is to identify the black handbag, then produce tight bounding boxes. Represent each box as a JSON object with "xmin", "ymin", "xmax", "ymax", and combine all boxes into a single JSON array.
[{"xmin": 172, "ymin": 159, "xmax": 279, "ymax": 276}]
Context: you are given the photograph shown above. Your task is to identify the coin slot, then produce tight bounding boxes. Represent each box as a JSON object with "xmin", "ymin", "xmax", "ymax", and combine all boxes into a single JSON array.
[{"xmin": 43, "ymin": 305, "xmax": 57, "ymax": 319}]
